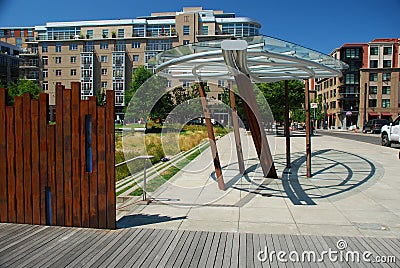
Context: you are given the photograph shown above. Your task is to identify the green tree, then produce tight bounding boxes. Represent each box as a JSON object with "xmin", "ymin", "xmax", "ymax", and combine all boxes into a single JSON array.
[
  {"xmin": 7, "ymin": 79, "xmax": 42, "ymax": 104},
  {"xmin": 125, "ymin": 66, "xmax": 152, "ymax": 109},
  {"xmin": 257, "ymin": 80, "xmax": 305, "ymax": 123}
]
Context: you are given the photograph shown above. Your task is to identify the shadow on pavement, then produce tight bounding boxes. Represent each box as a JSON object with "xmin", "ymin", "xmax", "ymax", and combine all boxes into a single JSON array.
[{"xmin": 117, "ymin": 213, "xmax": 187, "ymax": 229}]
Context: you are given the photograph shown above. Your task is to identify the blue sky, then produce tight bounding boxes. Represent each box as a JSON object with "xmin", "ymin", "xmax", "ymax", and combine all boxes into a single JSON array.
[{"xmin": 0, "ymin": 0, "xmax": 399, "ymax": 54}]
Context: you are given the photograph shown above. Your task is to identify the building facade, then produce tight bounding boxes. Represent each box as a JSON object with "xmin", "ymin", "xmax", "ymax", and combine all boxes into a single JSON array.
[
  {"xmin": 0, "ymin": 41, "xmax": 21, "ymax": 87},
  {"xmin": 0, "ymin": 7, "xmax": 261, "ymax": 118},
  {"xmin": 316, "ymin": 38, "xmax": 400, "ymax": 129}
]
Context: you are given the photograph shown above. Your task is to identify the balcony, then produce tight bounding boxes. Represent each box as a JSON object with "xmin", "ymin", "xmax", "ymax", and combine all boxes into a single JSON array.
[
  {"xmin": 20, "ymin": 48, "xmax": 38, "ymax": 56},
  {"xmin": 26, "ymin": 74, "xmax": 39, "ymax": 80},
  {"xmin": 20, "ymin": 62, "xmax": 39, "ymax": 68}
]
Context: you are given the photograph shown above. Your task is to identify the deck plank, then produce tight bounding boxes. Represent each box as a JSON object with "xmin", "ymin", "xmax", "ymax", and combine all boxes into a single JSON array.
[
  {"xmin": 179, "ymin": 231, "xmax": 202, "ymax": 268},
  {"xmin": 214, "ymin": 232, "xmax": 228, "ymax": 268},
  {"xmin": 187, "ymin": 231, "xmax": 208, "ymax": 268},
  {"xmin": 230, "ymin": 232, "xmax": 240, "ymax": 268},
  {"xmin": 197, "ymin": 231, "xmax": 215, "ymax": 267},
  {"xmin": 206, "ymin": 231, "xmax": 222, "ymax": 267},
  {"xmin": 164, "ymin": 230, "xmax": 192, "ymax": 267},
  {"xmin": 172, "ymin": 230, "xmax": 199, "ymax": 268},
  {"xmin": 148, "ymin": 230, "xmax": 182, "ymax": 267},
  {"xmin": 222, "ymin": 232, "xmax": 234, "ymax": 268},
  {"xmin": 156, "ymin": 230, "xmax": 186, "ymax": 268}
]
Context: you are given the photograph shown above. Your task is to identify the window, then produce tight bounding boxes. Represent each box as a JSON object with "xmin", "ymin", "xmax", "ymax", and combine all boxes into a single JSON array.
[
  {"xmin": 132, "ymin": 55, "xmax": 139, "ymax": 61},
  {"xmin": 383, "ymin": 47, "xmax": 392, "ymax": 55},
  {"xmin": 201, "ymin": 25, "xmax": 209, "ymax": 35},
  {"xmin": 118, "ymin": 29, "xmax": 124, "ymax": 38},
  {"xmin": 42, "ymin": 42, "xmax": 48, "ymax": 53},
  {"xmin": 344, "ymin": 48, "xmax": 360, "ymax": 59},
  {"xmin": 331, "ymin": 101, "xmax": 336, "ymax": 109},
  {"xmin": 217, "ymin": 94, "xmax": 222, "ymax": 100},
  {"xmin": 102, "ymin": 29, "xmax": 108, "ymax": 38},
  {"xmin": 183, "ymin": 40, "xmax": 190, "ymax": 45},
  {"xmin": 184, "ymin": 16, "xmax": 189, "ymax": 23},
  {"xmin": 42, "ymin": 69, "xmax": 48, "ymax": 78},
  {"xmin": 56, "ymin": 82, "xmax": 62, "ymax": 86},
  {"xmin": 132, "ymin": 42, "xmax": 140, "ymax": 48},
  {"xmin": 69, "ymin": 44, "xmax": 78, "ymax": 50},
  {"xmin": 101, "ymin": 81, "xmax": 107, "ymax": 88},
  {"xmin": 370, "ymin": 47, "xmax": 378, "ymax": 55},
  {"xmin": 85, "ymin": 42, "xmax": 94, "ymax": 52},
  {"xmin": 369, "ymin": 73, "xmax": 378, "ymax": 82},
  {"xmin": 345, "ymin": 73, "xmax": 356, "ymax": 84},
  {"xmin": 100, "ymin": 43, "xmax": 109, "ymax": 50},
  {"xmin": 101, "ymin": 55, "xmax": 108, "ymax": 62},
  {"xmin": 183, "ymin": 81, "xmax": 190, "ymax": 87},
  {"xmin": 382, "ymin": 73, "xmax": 391, "ymax": 81},
  {"xmin": 218, "ymin": 80, "xmax": 225, "ymax": 87},
  {"xmin": 56, "ymin": 70, "xmax": 62, "ymax": 76},
  {"xmin": 86, "ymin": 30, "xmax": 93, "ymax": 39},
  {"xmin": 42, "ymin": 56, "xmax": 48, "ymax": 66},
  {"xmin": 70, "ymin": 56, "xmax": 77, "ymax": 63},
  {"xmin": 382, "ymin": 86, "xmax": 390, "ymax": 94},
  {"xmin": 383, "ymin": 60, "xmax": 391, "ymax": 68},
  {"xmin": 16, "ymin": 38, "xmax": 22, "ymax": 48},
  {"xmin": 55, "ymin": 57, "xmax": 62, "ymax": 64},
  {"xmin": 55, "ymin": 42, "xmax": 62, "ymax": 52},
  {"xmin": 70, "ymin": 69, "xmax": 76, "ymax": 76},
  {"xmin": 368, "ymin": 99, "xmax": 377, "ymax": 107},
  {"xmin": 42, "ymin": 82, "xmax": 48, "ymax": 91},
  {"xmin": 115, "ymin": 41, "xmax": 126, "ymax": 51},
  {"xmin": 382, "ymin": 99, "xmax": 390, "ymax": 108},
  {"xmin": 167, "ymin": 80, "xmax": 172, "ymax": 88},
  {"xmin": 101, "ymin": 68, "xmax": 107, "ymax": 75},
  {"xmin": 369, "ymin": 86, "xmax": 377, "ymax": 94},
  {"xmin": 370, "ymin": 60, "xmax": 378, "ymax": 68},
  {"xmin": 183, "ymin": 25, "xmax": 190, "ymax": 35}
]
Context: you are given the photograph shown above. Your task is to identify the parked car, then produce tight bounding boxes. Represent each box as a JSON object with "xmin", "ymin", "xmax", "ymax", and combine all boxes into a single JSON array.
[
  {"xmin": 381, "ymin": 116, "xmax": 400, "ymax": 147},
  {"xmin": 362, "ymin": 119, "xmax": 389, "ymax": 134}
]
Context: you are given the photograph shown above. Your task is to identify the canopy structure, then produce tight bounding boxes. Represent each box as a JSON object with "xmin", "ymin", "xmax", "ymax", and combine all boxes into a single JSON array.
[
  {"xmin": 154, "ymin": 35, "xmax": 348, "ymax": 82},
  {"xmin": 152, "ymin": 35, "xmax": 348, "ymax": 190}
]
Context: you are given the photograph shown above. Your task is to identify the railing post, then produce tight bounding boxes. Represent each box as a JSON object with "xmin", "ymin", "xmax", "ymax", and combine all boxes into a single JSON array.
[{"xmin": 143, "ymin": 159, "xmax": 147, "ymax": 202}]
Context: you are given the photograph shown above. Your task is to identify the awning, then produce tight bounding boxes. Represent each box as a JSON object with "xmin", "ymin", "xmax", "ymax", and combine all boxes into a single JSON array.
[
  {"xmin": 381, "ymin": 112, "xmax": 392, "ymax": 116},
  {"xmin": 368, "ymin": 112, "xmax": 379, "ymax": 116}
]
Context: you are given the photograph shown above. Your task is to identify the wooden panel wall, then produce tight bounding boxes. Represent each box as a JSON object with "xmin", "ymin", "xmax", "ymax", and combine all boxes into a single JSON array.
[{"xmin": 0, "ymin": 83, "xmax": 116, "ymax": 229}]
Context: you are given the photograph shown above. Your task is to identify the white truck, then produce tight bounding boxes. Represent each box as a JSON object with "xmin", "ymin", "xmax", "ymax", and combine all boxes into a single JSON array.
[{"xmin": 381, "ymin": 115, "xmax": 400, "ymax": 147}]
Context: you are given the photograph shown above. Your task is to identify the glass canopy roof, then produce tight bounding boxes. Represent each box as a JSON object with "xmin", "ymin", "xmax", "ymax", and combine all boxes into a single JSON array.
[{"xmin": 154, "ymin": 35, "xmax": 348, "ymax": 82}]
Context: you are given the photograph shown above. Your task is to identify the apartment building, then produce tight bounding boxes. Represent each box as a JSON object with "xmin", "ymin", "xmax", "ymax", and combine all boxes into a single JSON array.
[
  {"xmin": 316, "ymin": 38, "xmax": 399, "ymax": 129},
  {"xmin": 0, "ymin": 7, "xmax": 261, "ymax": 118},
  {"xmin": 0, "ymin": 41, "xmax": 21, "ymax": 86}
]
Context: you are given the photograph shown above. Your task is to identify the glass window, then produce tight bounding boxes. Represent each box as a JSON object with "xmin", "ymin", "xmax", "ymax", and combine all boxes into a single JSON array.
[
  {"xmin": 70, "ymin": 69, "xmax": 76, "ymax": 76},
  {"xmin": 133, "ymin": 55, "xmax": 139, "ymax": 61},
  {"xmin": 85, "ymin": 42, "xmax": 94, "ymax": 52},
  {"xmin": 370, "ymin": 60, "xmax": 378, "ymax": 68},
  {"xmin": 218, "ymin": 80, "xmax": 225, "ymax": 87},
  {"xmin": 133, "ymin": 25, "xmax": 145, "ymax": 37},
  {"xmin": 369, "ymin": 86, "xmax": 377, "ymax": 94},
  {"xmin": 55, "ymin": 57, "xmax": 61, "ymax": 64},
  {"xmin": 42, "ymin": 42, "xmax": 48, "ymax": 53},
  {"xmin": 183, "ymin": 25, "xmax": 190, "ymax": 35},
  {"xmin": 101, "ymin": 55, "xmax": 108, "ymax": 62},
  {"xmin": 382, "ymin": 73, "xmax": 391, "ymax": 81},
  {"xmin": 118, "ymin": 29, "xmax": 124, "ymax": 38},
  {"xmin": 70, "ymin": 56, "xmax": 77, "ymax": 63},
  {"xmin": 16, "ymin": 38, "xmax": 22, "ymax": 48},
  {"xmin": 382, "ymin": 99, "xmax": 390, "ymax": 108},
  {"xmin": 55, "ymin": 42, "xmax": 62, "ymax": 52},
  {"xmin": 42, "ymin": 82, "xmax": 48, "ymax": 91},
  {"xmin": 183, "ymin": 80, "xmax": 190, "ymax": 87},
  {"xmin": 42, "ymin": 56, "xmax": 48, "ymax": 66},
  {"xmin": 369, "ymin": 73, "xmax": 378, "ymax": 82},
  {"xmin": 146, "ymin": 39, "xmax": 172, "ymax": 51},
  {"xmin": 383, "ymin": 47, "xmax": 392, "ymax": 55},
  {"xmin": 100, "ymin": 43, "xmax": 108, "ymax": 50},
  {"xmin": 102, "ymin": 29, "xmax": 108, "ymax": 38},
  {"xmin": 382, "ymin": 86, "xmax": 390, "ymax": 94},
  {"xmin": 69, "ymin": 44, "xmax": 78, "ymax": 50},
  {"xmin": 101, "ymin": 68, "xmax": 107, "ymax": 75},
  {"xmin": 344, "ymin": 48, "xmax": 360, "ymax": 59},
  {"xmin": 115, "ymin": 41, "xmax": 126, "ymax": 51},
  {"xmin": 42, "ymin": 69, "xmax": 48, "ymax": 78},
  {"xmin": 56, "ymin": 70, "xmax": 62, "ymax": 76},
  {"xmin": 368, "ymin": 99, "xmax": 377, "ymax": 107},
  {"xmin": 345, "ymin": 73, "xmax": 358, "ymax": 84},
  {"xmin": 86, "ymin": 30, "xmax": 93, "ymax": 39},
  {"xmin": 370, "ymin": 47, "xmax": 378, "ymax": 55},
  {"xmin": 131, "ymin": 42, "xmax": 140, "ymax": 48},
  {"xmin": 183, "ymin": 40, "xmax": 190, "ymax": 45},
  {"xmin": 101, "ymin": 81, "xmax": 107, "ymax": 88},
  {"xmin": 383, "ymin": 60, "xmax": 391, "ymax": 68},
  {"xmin": 201, "ymin": 25, "xmax": 209, "ymax": 35}
]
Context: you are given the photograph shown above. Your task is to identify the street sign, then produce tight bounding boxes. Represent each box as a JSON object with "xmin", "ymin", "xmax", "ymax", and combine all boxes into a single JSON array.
[{"xmin": 310, "ymin": 103, "xmax": 318, "ymax": 109}]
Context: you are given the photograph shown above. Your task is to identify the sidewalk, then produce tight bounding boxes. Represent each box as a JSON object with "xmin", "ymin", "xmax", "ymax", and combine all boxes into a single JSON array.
[{"xmin": 117, "ymin": 129, "xmax": 400, "ymax": 238}]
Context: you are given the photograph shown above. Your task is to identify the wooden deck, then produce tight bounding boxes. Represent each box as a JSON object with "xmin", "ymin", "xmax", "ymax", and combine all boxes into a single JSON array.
[{"xmin": 0, "ymin": 223, "xmax": 398, "ymax": 267}]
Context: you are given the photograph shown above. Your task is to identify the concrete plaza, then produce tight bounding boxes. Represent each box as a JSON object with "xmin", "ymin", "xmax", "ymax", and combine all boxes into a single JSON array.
[{"xmin": 117, "ymin": 129, "xmax": 400, "ymax": 238}]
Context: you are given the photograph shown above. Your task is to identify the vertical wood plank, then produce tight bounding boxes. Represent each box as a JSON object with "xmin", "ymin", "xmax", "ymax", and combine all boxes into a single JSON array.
[
  {"xmin": 63, "ymin": 88, "xmax": 72, "ymax": 227},
  {"xmin": 55, "ymin": 85, "xmax": 64, "ymax": 225},
  {"xmin": 88, "ymin": 96, "xmax": 98, "ymax": 228},
  {"xmin": 14, "ymin": 96, "xmax": 24, "ymax": 223},
  {"xmin": 6, "ymin": 106, "xmax": 16, "ymax": 223},
  {"xmin": 105, "ymin": 90, "xmax": 115, "ymax": 229},
  {"xmin": 0, "ymin": 89, "xmax": 7, "ymax": 222},
  {"xmin": 39, "ymin": 93, "xmax": 49, "ymax": 225},
  {"xmin": 80, "ymin": 100, "xmax": 89, "ymax": 227},
  {"xmin": 71, "ymin": 82, "xmax": 81, "ymax": 227},
  {"xmin": 97, "ymin": 106, "xmax": 107, "ymax": 228},
  {"xmin": 22, "ymin": 93, "xmax": 32, "ymax": 224},
  {"xmin": 31, "ymin": 99, "xmax": 40, "ymax": 224},
  {"xmin": 47, "ymin": 125, "xmax": 56, "ymax": 225}
]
